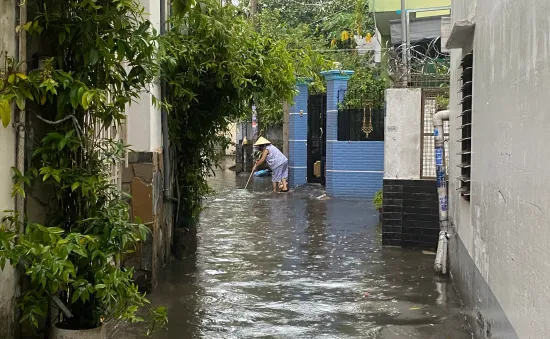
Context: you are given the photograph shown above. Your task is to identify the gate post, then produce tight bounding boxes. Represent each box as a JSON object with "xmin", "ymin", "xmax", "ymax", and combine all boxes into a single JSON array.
[
  {"xmin": 320, "ymin": 70, "xmax": 354, "ymax": 195},
  {"xmin": 288, "ymin": 79, "xmax": 310, "ymax": 188}
]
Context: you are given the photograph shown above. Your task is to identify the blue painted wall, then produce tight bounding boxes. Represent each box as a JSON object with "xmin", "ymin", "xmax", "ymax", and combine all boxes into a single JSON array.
[
  {"xmin": 326, "ymin": 141, "xmax": 384, "ymax": 198},
  {"xmin": 288, "ymin": 82, "xmax": 309, "ymax": 187},
  {"xmin": 322, "ymin": 70, "xmax": 384, "ymax": 199}
]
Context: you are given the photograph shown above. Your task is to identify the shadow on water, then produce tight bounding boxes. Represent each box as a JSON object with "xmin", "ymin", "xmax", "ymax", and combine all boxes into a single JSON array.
[{"xmin": 112, "ymin": 158, "xmax": 473, "ymax": 339}]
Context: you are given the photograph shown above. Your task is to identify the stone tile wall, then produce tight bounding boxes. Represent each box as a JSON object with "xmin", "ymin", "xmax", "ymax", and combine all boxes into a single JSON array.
[{"xmin": 122, "ymin": 151, "xmax": 171, "ymax": 291}]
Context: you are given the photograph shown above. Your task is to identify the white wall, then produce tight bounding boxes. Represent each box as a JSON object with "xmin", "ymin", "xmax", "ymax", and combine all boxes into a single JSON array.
[
  {"xmin": 125, "ymin": 0, "xmax": 163, "ymax": 152},
  {"xmin": 0, "ymin": 1, "xmax": 19, "ymax": 337},
  {"xmin": 126, "ymin": 87, "xmax": 162, "ymax": 152},
  {"xmin": 449, "ymin": 0, "xmax": 550, "ymax": 337},
  {"xmin": 384, "ymin": 88, "xmax": 422, "ymax": 180}
]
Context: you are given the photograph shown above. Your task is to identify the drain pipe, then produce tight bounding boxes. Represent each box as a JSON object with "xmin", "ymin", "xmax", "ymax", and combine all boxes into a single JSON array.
[{"xmin": 433, "ymin": 109, "xmax": 450, "ymax": 275}]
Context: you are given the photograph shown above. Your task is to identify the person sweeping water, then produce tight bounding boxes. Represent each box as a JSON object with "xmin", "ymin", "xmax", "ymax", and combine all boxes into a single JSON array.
[{"xmin": 252, "ymin": 137, "xmax": 289, "ymax": 193}]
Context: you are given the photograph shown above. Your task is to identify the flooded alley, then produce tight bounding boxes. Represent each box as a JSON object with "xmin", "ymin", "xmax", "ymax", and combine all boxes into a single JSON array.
[{"xmin": 113, "ymin": 161, "xmax": 472, "ymax": 339}]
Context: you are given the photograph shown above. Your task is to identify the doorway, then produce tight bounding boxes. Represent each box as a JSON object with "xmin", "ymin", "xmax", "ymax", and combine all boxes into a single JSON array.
[{"xmin": 307, "ymin": 94, "xmax": 327, "ymax": 185}]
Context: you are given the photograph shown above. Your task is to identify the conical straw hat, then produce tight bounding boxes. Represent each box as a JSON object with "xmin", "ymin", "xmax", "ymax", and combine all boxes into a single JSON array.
[{"xmin": 254, "ymin": 137, "xmax": 271, "ymax": 146}]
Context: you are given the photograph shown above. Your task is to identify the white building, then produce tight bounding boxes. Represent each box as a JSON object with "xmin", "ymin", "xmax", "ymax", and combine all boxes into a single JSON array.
[{"xmin": 446, "ymin": 0, "xmax": 548, "ymax": 337}]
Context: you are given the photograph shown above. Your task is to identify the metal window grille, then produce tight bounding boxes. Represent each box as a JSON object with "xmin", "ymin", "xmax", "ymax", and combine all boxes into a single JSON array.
[
  {"xmin": 457, "ymin": 52, "xmax": 473, "ymax": 200},
  {"xmin": 337, "ymin": 108, "xmax": 385, "ymax": 141},
  {"xmin": 421, "ymin": 89, "xmax": 449, "ymax": 178},
  {"xmin": 336, "ymin": 89, "xmax": 385, "ymax": 141}
]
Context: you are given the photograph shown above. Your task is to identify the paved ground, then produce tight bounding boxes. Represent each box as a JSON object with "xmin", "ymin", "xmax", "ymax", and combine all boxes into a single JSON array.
[{"xmin": 112, "ymin": 160, "xmax": 473, "ymax": 338}]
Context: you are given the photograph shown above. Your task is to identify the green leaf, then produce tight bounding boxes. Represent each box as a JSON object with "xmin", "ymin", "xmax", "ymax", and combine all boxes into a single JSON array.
[
  {"xmin": 90, "ymin": 49, "xmax": 99, "ymax": 66},
  {"xmin": 0, "ymin": 257, "xmax": 6, "ymax": 270},
  {"xmin": 57, "ymin": 91, "xmax": 67, "ymax": 115},
  {"xmin": 71, "ymin": 182, "xmax": 80, "ymax": 191},
  {"xmin": 73, "ymin": 247, "xmax": 87, "ymax": 258},
  {"xmin": 85, "ymin": 92, "xmax": 94, "ymax": 107},
  {"xmin": 70, "ymin": 86, "xmax": 79, "ymax": 109},
  {"xmin": 81, "ymin": 91, "xmax": 90, "ymax": 110},
  {"xmin": 30, "ymin": 314, "xmax": 38, "ymax": 328},
  {"xmin": 71, "ymin": 288, "xmax": 82, "ymax": 303},
  {"xmin": 58, "ymin": 139, "xmax": 66, "ymax": 151},
  {"xmin": 22, "ymin": 21, "xmax": 32, "ymax": 31},
  {"xmin": 47, "ymin": 227, "xmax": 64, "ymax": 234},
  {"xmin": 77, "ymin": 87, "xmax": 86, "ymax": 108},
  {"xmin": 19, "ymin": 86, "xmax": 34, "ymax": 101},
  {"xmin": 0, "ymin": 100, "xmax": 11, "ymax": 127},
  {"xmin": 59, "ymin": 31, "xmax": 66, "ymax": 45},
  {"xmin": 11, "ymin": 166, "xmax": 22, "ymax": 177},
  {"xmin": 15, "ymin": 95, "xmax": 25, "ymax": 110}
]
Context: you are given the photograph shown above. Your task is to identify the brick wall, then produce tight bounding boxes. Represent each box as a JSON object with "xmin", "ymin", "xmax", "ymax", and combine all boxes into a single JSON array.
[
  {"xmin": 382, "ymin": 179, "xmax": 440, "ymax": 249},
  {"xmin": 288, "ymin": 82, "xmax": 308, "ymax": 187}
]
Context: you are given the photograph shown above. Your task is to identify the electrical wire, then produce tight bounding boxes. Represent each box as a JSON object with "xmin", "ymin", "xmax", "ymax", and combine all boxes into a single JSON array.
[
  {"xmin": 308, "ymin": 3, "xmax": 359, "ymax": 26},
  {"xmin": 284, "ymin": 0, "xmax": 343, "ymax": 7}
]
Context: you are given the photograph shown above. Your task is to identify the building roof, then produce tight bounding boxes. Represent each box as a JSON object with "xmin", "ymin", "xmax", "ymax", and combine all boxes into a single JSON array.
[{"xmin": 369, "ymin": 0, "xmax": 451, "ymax": 36}]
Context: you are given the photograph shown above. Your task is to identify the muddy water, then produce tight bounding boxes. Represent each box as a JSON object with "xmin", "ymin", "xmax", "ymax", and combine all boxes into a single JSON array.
[{"xmin": 114, "ymin": 161, "xmax": 473, "ymax": 339}]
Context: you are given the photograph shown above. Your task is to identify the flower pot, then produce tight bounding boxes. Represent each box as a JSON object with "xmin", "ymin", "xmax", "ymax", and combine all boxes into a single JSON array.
[{"xmin": 50, "ymin": 324, "xmax": 106, "ymax": 339}]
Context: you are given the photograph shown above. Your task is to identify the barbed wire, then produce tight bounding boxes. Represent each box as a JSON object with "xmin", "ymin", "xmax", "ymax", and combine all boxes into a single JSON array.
[{"xmin": 383, "ymin": 36, "xmax": 450, "ymax": 87}]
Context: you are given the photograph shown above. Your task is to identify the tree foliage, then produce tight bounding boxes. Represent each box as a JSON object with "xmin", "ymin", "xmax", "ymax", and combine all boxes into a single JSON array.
[
  {"xmin": 256, "ymin": 0, "xmax": 387, "ymax": 116},
  {"xmin": 0, "ymin": 0, "xmax": 166, "ymax": 332},
  {"xmin": 338, "ymin": 52, "xmax": 387, "ymax": 109},
  {"xmin": 256, "ymin": 9, "xmax": 330, "ymax": 126},
  {"xmin": 161, "ymin": 0, "xmax": 297, "ymax": 226},
  {"xmin": 258, "ymin": 9, "xmax": 330, "ymax": 90},
  {"xmin": 258, "ymin": 0, "xmax": 360, "ymax": 40}
]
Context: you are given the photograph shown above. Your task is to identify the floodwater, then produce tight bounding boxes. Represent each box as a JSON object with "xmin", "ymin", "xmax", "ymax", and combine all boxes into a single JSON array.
[{"xmin": 112, "ymin": 159, "xmax": 473, "ymax": 339}]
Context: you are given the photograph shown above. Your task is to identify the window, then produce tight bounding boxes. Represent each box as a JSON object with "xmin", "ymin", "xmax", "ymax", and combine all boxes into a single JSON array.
[{"xmin": 458, "ymin": 52, "xmax": 473, "ymax": 200}]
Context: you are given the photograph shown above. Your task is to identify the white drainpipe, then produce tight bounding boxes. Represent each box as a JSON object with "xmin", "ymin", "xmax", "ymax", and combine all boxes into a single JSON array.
[{"xmin": 433, "ymin": 110, "xmax": 450, "ymax": 275}]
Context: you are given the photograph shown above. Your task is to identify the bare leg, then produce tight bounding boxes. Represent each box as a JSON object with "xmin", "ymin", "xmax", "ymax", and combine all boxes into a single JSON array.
[
  {"xmin": 272, "ymin": 182, "xmax": 277, "ymax": 193},
  {"xmin": 281, "ymin": 178, "xmax": 288, "ymax": 191}
]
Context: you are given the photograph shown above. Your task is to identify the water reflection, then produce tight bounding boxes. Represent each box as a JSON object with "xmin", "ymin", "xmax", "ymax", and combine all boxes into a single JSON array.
[
  {"xmin": 113, "ymin": 159, "xmax": 472, "ymax": 339},
  {"xmin": 303, "ymin": 198, "xmax": 328, "ymax": 272}
]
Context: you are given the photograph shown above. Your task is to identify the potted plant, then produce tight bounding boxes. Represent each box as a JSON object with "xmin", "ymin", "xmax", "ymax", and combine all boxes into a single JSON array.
[
  {"xmin": 0, "ymin": 181, "xmax": 167, "ymax": 338},
  {"xmin": 372, "ymin": 190, "xmax": 383, "ymax": 219},
  {"xmin": 0, "ymin": 103, "xmax": 167, "ymax": 337}
]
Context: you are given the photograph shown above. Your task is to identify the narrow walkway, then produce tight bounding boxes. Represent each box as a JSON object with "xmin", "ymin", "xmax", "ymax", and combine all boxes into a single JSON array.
[{"xmin": 114, "ymin": 159, "xmax": 473, "ymax": 338}]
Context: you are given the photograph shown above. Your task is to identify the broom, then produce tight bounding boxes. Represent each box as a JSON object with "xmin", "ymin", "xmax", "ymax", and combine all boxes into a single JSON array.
[
  {"xmin": 244, "ymin": 151, "xmax": 263, "ymax": 189},
  {"xmin": 244, "ymin": 170, "xmax": 254, "ymax": 189}
]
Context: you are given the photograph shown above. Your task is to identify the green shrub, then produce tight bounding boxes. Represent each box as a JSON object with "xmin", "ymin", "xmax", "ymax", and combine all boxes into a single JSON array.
[
  {"xmin": 0, "ymin": 0, "xmax": 166, "ymax": 333},
  {"xmin": 372, "ymin": 190, "xmax": 383, "ymax": 210}
]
